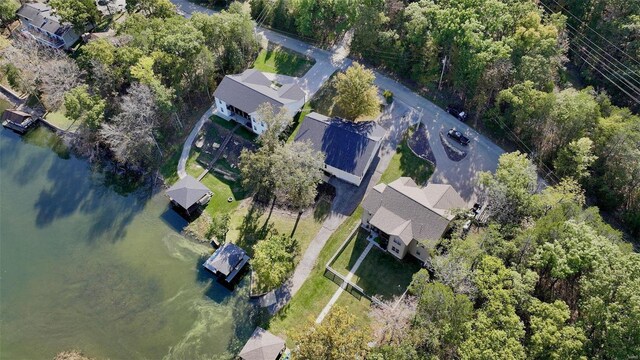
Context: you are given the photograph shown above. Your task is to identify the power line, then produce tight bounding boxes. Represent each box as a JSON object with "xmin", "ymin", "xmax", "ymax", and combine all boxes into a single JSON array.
[
  {"xmin": 544, "ymin": 0, "xmax": 640, "ymax": 67},
  {"xmin": 539, "ymin": 2, "xmax": 640, "ymax": 84}
]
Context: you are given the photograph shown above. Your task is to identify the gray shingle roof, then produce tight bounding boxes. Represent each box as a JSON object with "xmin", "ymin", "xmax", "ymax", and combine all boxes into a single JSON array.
[
  {"xmin": 203, "ymin": 243, "xmax": 247, "ymax": 276},
  {"xmin": 17, "ymin": 3, "xmax": 72, "ymax": 36},
  {"xmin": 363, "ymin": 178, "xmax": 467, "ymax": 242},
  {"xmin": 294, "ymin": 112, "xmax": 386, "ymax": 177},
  {"xmin": 165, "ymin": 175, "xmax": 211, "ymax": 210},
  {"xmin": 239, "ymin": 327, "xmax": 285, "ymax": 360},
  {"xmin": 212, "ymin": 69, "xmax": 305, "ymax": 115}
]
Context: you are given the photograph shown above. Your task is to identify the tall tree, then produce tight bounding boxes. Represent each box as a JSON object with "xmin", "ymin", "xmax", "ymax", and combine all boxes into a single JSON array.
[
  {"xmin": 64, "ymin": 85, "xmax": 106, "ymax": 130},
  {"xmin": 252, "ymin": 233, "xmax": 298, "ymax": 291},
  {"xmin": 334, "ymin": 62, "xmax": 380, "ymax": 119},
  {"xmin": 293, "ymin": 306, "xmax": 370, "ymax": 360},
  {"xmin": 554, "ymin": 137, "xmax": 597, "ymax": 180},
  {"xmin": 479, "ymin": 151, "xmax": 539, "ymax": 227},
  {"xmin": 0, "ymin": 0, "xmax": 19, "ymax": 27},
  {"xmin": 50, "ymin": 0, "xmax": 101, "ymax": 29},
  {"xmin": 527, "ymin": 299, "xmax": 586, "ymax": 360},
  {"xmin": 254, "ymin": 103, "xmax": 293, "ymax": 149}
]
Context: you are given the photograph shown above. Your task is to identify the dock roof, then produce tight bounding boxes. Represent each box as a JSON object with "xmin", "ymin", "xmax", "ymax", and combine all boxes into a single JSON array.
[
  {"xmin": 165, "ymin": 175, "xmax": 211, "ymax": 210},
  {"xmin": 203, "ymin": 243, "xmax": 248, "ymax": 277},
  {"xmin": 239, "ymin": 327, "xmax": 286, "ymax": 360}
]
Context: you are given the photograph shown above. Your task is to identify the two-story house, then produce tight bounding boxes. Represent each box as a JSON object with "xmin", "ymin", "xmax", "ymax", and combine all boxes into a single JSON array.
[
  {"xmin": 212, "ymin": 69, "xmax": 306, "ymax": 135},
  {"xmin": 361, "ymin": 177, "xmax": 467, "ymax": 263},
  {"xmin": 16, "ymin": 3, "xmax": 80, "ymax": 50}
]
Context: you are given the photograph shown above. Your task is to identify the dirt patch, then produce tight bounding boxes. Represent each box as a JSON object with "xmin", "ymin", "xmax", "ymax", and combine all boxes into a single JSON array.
[{"xmin": 439, "ymin": 131, "xmax": 467, "ymax": 162}]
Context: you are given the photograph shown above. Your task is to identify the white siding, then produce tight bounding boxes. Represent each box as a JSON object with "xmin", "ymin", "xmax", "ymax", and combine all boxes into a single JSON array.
[
  {"xmin": 215, "ymin": 97, "xmax": 231, "ymax": 117},
  {"xmin": 387, "ymin": 236, "xmax": 408, "ymax": 259},
  {"xmin": 325, "ymin": 164, "xmax": 363, "ymax": 186}
]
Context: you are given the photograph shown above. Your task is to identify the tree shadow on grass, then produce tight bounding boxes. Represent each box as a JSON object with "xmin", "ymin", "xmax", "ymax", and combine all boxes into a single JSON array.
[
  {"xmin": 398, "ymin": 140, "xmax": 435, "ymax": 186},
  {"xmin": 235, "ymin": 204, "xmax": 273, "ymax": 256}
]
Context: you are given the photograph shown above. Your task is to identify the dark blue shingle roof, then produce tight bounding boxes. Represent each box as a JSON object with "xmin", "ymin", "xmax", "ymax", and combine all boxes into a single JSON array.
[{"xmin": 294, "ymin": 112, "xmax": 385, "ymax": 177}]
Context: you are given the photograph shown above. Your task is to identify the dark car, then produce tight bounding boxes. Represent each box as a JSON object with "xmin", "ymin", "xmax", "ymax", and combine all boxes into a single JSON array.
[
  {"xmin": 97, "ymin": 0, "xmax": 108, "ymax": 5},
  {"xmin": 447, "ymin": 129, "xmax": 470, "ymax": 146},
  {"xmin": 446, "ymin": 105, "xmax": 468, "ymax": 122}
]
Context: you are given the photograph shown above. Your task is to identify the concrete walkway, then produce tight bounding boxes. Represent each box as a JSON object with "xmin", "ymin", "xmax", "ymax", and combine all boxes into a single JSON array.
[
  {"xmin": 177, "ymin": 105, "xmax": 215, "ymax": 179},
  {"xmin": 315, "ymin": 241, "xmax": 373, "ymax": 324}
]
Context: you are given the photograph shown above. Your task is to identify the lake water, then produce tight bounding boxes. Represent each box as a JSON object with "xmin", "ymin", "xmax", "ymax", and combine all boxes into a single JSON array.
[{"xmin": 0, "ymin": 128, "xmax": 257, "ymax": 359}]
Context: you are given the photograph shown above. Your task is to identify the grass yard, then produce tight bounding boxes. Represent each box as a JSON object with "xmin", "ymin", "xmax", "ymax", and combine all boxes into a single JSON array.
[
  {"xmin": 252, "ymin": 45, "xmax": 315, "ymax": 77},
  {"xmin": 350, "ymin": 244, "xmax": 422, "ymax": 301},
  {"xmin": 379, "ymin": 139, "xmax": 434, "ymax": 185},
  {"xmin": 331, "ymin": 230, "xmax": 421, "ymax": 302},
  {"xmin": 210, "ymin": 115, "xmax": 256, "ymax": 142},
  {"xmin": 266, "ymin": 207, "xmax": 372, "ymax": 347},
  {"xmin": 285, "ymin": 101, "xmax": 312, "ymax": 143},
  {"xmin": 44, "ymin": 105, "xmax": 79, "ymax": 133},
  {"xmin": 311, "ymin": 74, "xmax": 381, "ymax": 122},
  {"xmin": 331, "ymin": 229, "xmax": 369, "ymax": 275},
  {"xmin": 0, "ymin": 98, "xmax": 11, "ymax": 114}
]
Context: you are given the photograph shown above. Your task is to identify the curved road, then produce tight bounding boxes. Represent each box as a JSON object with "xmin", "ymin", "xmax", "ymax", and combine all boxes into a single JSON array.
[{"xmin": 170, "ymin": 0, "xmax": 505, "ymax": 310}]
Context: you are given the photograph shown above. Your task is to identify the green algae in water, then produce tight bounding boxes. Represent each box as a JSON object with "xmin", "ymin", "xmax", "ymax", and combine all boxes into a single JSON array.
[{"xmin": 0, "ymin": 129, "xmax": 258, "ymax": 359}]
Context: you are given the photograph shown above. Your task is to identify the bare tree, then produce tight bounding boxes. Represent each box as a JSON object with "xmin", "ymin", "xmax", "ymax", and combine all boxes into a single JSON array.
[
  {"xmin": 99, "ymin": 83, "xmax": 162, "ymax": 171},
  {"xmin": 369, "ymin": 296, "xmax": 417, "ymax": 346},
  {"xmin": 0, "ymin": 37, "xmax": 81, "ymax": 110}
]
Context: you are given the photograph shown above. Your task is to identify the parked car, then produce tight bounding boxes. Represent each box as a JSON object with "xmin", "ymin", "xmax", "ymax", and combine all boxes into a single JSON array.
[
  {"xmin": 97, "ymin": 0, "xmax": 108, "ymax": 5},
  {"xmin": 446, "ymin": 105, "xmax": 468, "ymax": 122},
  {"xmin": 447, "ymin": 129, "xmax": 470, "ymax": 146}
]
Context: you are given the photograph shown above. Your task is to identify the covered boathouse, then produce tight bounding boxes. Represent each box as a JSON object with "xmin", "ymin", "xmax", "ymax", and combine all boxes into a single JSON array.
[
  {"xmin": 165, "ymin": 175, "xmax": 212, "ymax": 217},
  {"xmin": 203, "ymin": 243, "xmax": 249, "ymax": 283},
  {"xmin": 2, "ymin": 109, "xmax": 35, "ymax": 134}
]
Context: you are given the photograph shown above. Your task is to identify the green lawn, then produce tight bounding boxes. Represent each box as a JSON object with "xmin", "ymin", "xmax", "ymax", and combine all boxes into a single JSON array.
[
  {"xmin": 285, "ymin": 101, "xmax": 312, "ymax": 143},
  {"xmin": 266, "ymin": 207, "xmax": 372, "ymax": 346},
  {"xmin": 252, "ymin": 45, "xmax": 315, "ymax": 77},
  {"xmin": 331, "ymin": 229, "xmax": 369, "ymax": 275},
  {"xmin": 350, "ymin": 245, "xmax": 422, "ymax": 301},
  {"xmin": 379, "ymin": 139, "xmax": 435, "ymax": 185},
  {"xmin": 44, "ymin": 105, "xmax": 79, "ymax": 133},
  {"xmin": 0, "ymin": 98, "xmax": 11, "ymax": 115},
  {"xmin": 210, "ymin": 115, "xmax": 256, "ymax": 142},
  {"xmin": 331, "ymin": 229, "xmax": 421, "ymax": 302}
]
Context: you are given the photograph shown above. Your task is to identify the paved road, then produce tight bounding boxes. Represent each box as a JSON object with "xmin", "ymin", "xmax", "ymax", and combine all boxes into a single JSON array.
[{"xmin": 170, "ymin": 0, "xmax": 504, "ymax": 308}]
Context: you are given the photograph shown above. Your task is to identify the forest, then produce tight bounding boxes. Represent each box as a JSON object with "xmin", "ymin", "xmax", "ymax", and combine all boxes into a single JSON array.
[
  {"xmin": 1, "ymin": 0, "xmax": 259, "ymax": 175},
  {"xmin": 249, "ymin": 0, "xmax": 640, "ymax": 236},
  {"xmin": 295, "ymin": 153, "xmax": 640, "ymax": 360}
]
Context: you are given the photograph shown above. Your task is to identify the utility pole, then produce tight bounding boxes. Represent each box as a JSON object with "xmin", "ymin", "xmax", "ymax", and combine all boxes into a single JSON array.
[{"xmin": 438, "ymin": 55, "xmax": 447, "ymax": 90}]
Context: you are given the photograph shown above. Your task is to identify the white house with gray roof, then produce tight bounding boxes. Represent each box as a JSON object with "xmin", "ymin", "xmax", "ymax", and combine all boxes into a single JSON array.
[
  {"xmin": 16, "ymin": 2, "xmax": 80, "ymax": 49},
  {"xmin": 294, "ymin": 112, "xmax": 385, "ymax": 186},
  {"xmin": 212, "ymin": 69, "xmax": 306, "ymax": 135},
  {"xmin": 361, "ymin": 177, "xmax": 467, "ymax": 262}
]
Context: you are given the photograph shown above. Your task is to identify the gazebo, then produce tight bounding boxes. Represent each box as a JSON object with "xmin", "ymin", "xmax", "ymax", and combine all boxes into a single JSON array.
[
  {"xmin": 166, "ymin": 175, "xmax": 212, "ymax": 215},
  {"xmin": 239, "ymin": 327, "xmax": 286, "ymax": 360}
]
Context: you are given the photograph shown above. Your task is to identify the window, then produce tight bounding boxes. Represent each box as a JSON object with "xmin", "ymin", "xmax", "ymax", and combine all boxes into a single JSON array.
[
  {"xmin": 416, "ymin": 250, "xmax": 421, "ymax": 256},
  {"xmin": 391, "ymin": 246, "xmax": 399, "ymax": 254},
  {"xmin": 393, "ymin": 239, "xmax": 402, "ymax": 246}
]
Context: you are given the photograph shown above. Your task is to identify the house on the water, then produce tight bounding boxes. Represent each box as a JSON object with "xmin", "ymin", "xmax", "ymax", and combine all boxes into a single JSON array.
[
  {"xmin": 203, "ymin": 243, "xmax": 250, "ymax": 284},
  {"xmin": 1, "ymin": 109, "xmax": 35, "ymax": 134},
  {"xmin": 16, "ymin": 2, "xmax": 80, "ymax": 50},
  {"xmin": 238, "ymin": 327, "xmax": 287, "ymax": 360},
  {"xmin": 361, "ymin": 177, "xmax": 467, "ymax": 263},
  {"xmin": 212, "ymin": 69, "xmax": 306, "ymax": 135},
  {"xmin": 165, "ymin": 175, "xmax": 212, "ymax": 216},
  {"xmin": 294, "ymin": 112, "xmax": 386, "ymax": 186}
]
